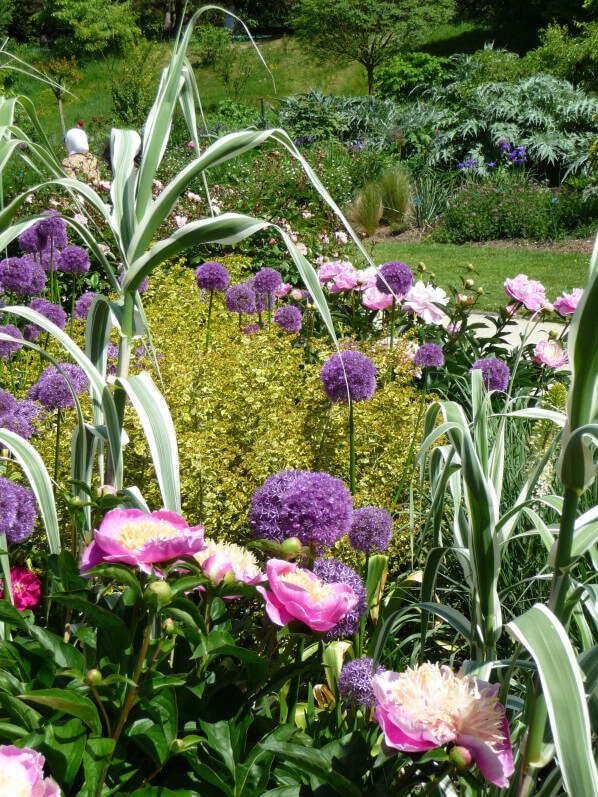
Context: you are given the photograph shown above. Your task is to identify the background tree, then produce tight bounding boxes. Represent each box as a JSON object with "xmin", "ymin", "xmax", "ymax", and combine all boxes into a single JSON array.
[
  {"xmin": 32, "ymin": 56, "xmax": 83, "ymax": 136},
  {"xmin": 292, "ymin": 0, "xmax": 455, "ymax": 94}
]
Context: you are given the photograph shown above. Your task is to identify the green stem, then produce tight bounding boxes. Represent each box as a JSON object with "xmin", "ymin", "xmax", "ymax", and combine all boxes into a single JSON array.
[
  {"xmin": 391, "ymin": 373, "xmax": 428, "ymax": 508},
  {"xmin": 205, "ymin": 290, "xmax": 214, "ymax": 351},
  {"xmin": 287, "ymin": 637, "xmax": 304, "ymax": 725},
  {"xmin": 548, "ymin": 486, "xmax": 580, "ymax": 619},
  {"xmin": 267, "ymin": 292, "xmax": 272, "ymax": 325},
  {"xmin": 106, "ymin": 292, "xmax": 135, "ymax": 485},
  {"xmin": 70, "ymin": 273, "xmax": 76, "ymax": 338},
  {"xmin": 349, "ymin": 400, "xmax": 356, "ymax": 495},
  {"xmin": 389, "ymin": 296, "xmax": 396, "ymax": 351},
  {"xmin": 53, "ymin": 410, "xmax": 61, "ymax": 491}
]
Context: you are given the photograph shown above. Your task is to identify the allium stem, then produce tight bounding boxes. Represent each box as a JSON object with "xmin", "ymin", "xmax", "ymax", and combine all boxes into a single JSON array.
[
  {"xmin": 53, "ymin": 410, "xmax": 61, "ymax": 491},
  {"xmin": 286, "ymin": 636, "xmax": 304, "ymax": 725},
  {"xmin": 389, "ymin": 297, "xmax": 396, "ymax": 352},
  {"xmin": 349, "ymin": 400, "xmax": 356, "ymax": 494},
  {"xmin": 267, "ymin": 292, "xmax": 272, "ymax": 325},
  {"xmin": 69, "ymin": 273, "xmax": 76, "ymax": 338},
  {"xmin": 205, "ymin": 290, "xmax": 214, "ymax": 352},
  {"xmin": 391, "ymin": 373, "xmax": 428, "ymax": 508}
]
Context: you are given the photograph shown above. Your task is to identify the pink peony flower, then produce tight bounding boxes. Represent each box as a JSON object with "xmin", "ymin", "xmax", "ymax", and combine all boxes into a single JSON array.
[
  {"xmin": 533, "ymin": 340, "xmax": 568, "ymax": 368},
  {"xmin": 0, "ymin": 745, "xmax": 60, "ymax": 796},
  {"xmin": 274, "ymin": 282, "xmax": 292, "ymax": 298},
  {"xmin": 256, "ymin": 559, "xmax": 358, "ymax": 632},
  {"xmin": 175, "ymin": 215, "xmax": 187, "ymax": 228},
  {"xmin": 195, "ymin": 538, "xmax": 263, "ymax": 587},
  {"xmin": 372, "ymin": 664, "xmax": 513, "ymax": 788},
  {"xmin": 80, "ymin": 508, "xmax": 205, "ymax": 575},
  {"xmin": 0, "ymin": 567, "xmax": 41, "ymax": 611},
  {"xmin": 188, "ymin": 141, "xmax": 195, "ymax": 149},
  {"xmin": 504, "ymin": 274, "xmax": 547, "ymax": 312},
  {"xmin": 296, "ymin": 243, "xmax": 308, "ymax": 256},
  {"xmin": 554, "ymin": 288, "xmax": 583, "ymax": 317},
  {"xmin": 402, "ymin": 281, "xmax": 449, "ymax": 325},
  {"xmin": 362, "ymin": 286, "xmax": 393, "ymax": 311}
]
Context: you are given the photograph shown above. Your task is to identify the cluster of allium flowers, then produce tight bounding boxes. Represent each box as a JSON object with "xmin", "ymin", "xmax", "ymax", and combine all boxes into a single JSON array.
[
  {"xmin": 225, "ymin": 283, "xmax": 257, "ymax": 315},
  {"xmin": 0, "ymin": 566, "xmax": 41, "ymax": 610},
  {"xmin": 58, "ymin": 245, "xmax": 89, "ymax": 274},
  {"xmin": 273, "ymin": 305, "xmax": 302, "ymax": 332},
  {"xmin": 18, "ymin": 225, "xmax": 45, "ymax": 254},
  {"xmin": 554, "ymin": 288, "xmax": 583, "ymax": 317},
  {"xmin": 413, "ymin": 343, "xmax": 444, "ymax": 370},
  {"xmin": 376, "ymin": 261, "xmax": 414, "ymax": 297},
  {"xmin": 0, "ymin": 477, "xmax": 38, "ymax": 543},
  {"xmin": 28, "ymin": 362, "xmax": 88, "ymax": 410},
  {"xmin": 470, "ymin": 357, "xmax": 510, "ymax": 392},
  {"xmin": 371, "ymin": 663, "xmax": 513, "ymax": 788},
  {"xmin": 320, "ymin": 350, "xmax": 377, "ymax": 404},
  {"xmin": 533, "ymin": 340, "xmax": 568, "ymax": 369},
  {"xmin": 338, "ymin": 657, "xmax": 386, "ymax": 707},
  {"xmin": 23, "ymin": 298, "xmax": 67, "ymax": 341},
  {"xmin": 0, "ymin": 388, "xmax": 16, "ymax": 425},
  {"xmin": 0, "ymin": 323, "xmax": 24, "ymax": 360},
  {"xmin": 1, "ymin": 399, "xmax": 42, "ymax": 439},
  {"xmin": 253, "ymin": 267, "xmax": 282, "ymax": 293},
  {"xmin": 0, "ymin": 745, "xmax": 60, "ymax": 797},
  {"xmin": 504, "ymin": 274, "xmax": 547, "ymax": 312},
  {"xmin": 249, "ymin": 470, "xmax": 353, "ymax": 547},
  {"xmin": 195, "ymin": 261, "xmax": 230, "ymax": 292},
  {"xmin": 0, "ymin": 256, "xmax": 47, "ymax": 296},
  {"xmin": 349, "ymin": 506, "xmax": 393, "ymax": 553},
  {"xmin": 313, "ymin": 557, "xmax": 367, "ymax": 640},
  {"xmin": 74, "ymin": 291, "xmax": 97, "ymax": 319},
  {"xmin": 37, "ymin": 210, "xmax": 68, "ymax": 249}
]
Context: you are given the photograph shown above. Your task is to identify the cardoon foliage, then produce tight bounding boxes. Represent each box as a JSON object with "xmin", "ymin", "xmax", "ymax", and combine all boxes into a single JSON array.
[{"xmin": 313, "ymin": 557, "xmax": 367, "ymax": 640}]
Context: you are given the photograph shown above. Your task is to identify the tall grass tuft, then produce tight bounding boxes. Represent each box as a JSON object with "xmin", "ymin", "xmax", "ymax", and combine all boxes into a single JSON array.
[
  {"xmin": 379, "ymin": 166, "xmax": 411, "ymax": 229},
  {"xmin": 346, "ymin": 181, "xmax": 383, "ymax": 236}
]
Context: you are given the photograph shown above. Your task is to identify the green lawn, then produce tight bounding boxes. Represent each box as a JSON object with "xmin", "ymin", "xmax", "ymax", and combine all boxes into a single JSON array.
[{"xmin": 369, "ymin": 241, "xmax": 589, "ymax": 311}]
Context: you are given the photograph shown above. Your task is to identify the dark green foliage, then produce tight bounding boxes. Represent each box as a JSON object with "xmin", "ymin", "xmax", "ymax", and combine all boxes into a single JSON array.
[
  {"xmin": 110, "ymin": 40, "xmax": 161, "ymax": 129},
  {"xmin": 374, "ymin": 52, "xmax": 451, "ymax": 101}
]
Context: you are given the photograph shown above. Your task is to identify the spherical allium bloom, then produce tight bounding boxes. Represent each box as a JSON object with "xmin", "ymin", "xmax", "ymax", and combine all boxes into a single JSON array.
[
  {"xmin": 256, "ymin": 558, "xmax": 358, "ymax": 632},
  {"xmin": 0, "ymin": 477, "xmax": 38, "ymax": 544},
  {"xmin": 0, "ymin": 324, "xmax": 24, "ymax": 361},
  {"xmin": 195, "ymin": 261, "xmax": 230, "ymax": 292},
  {"xmin": 413, "ymin": 343, "xmax": 444, "ymax": 370},
  {"xmin": 533, "ymin": 340, "xmax": 568, "ymax": 369},
  {"xmin": 2, "ymin": 399, "xmax": 43, "ymax": 440},
  {"xmin": 242, "ymin": 324, "xmax": 260, "ymax": 336},
  {"xmin": 249, "ymin": 470, "xmax": 353, "ymax": 547},
  {"xmin": 273, "ymin": 305, "xmax": 302, "ymax": 332},
  {"xmin": 313, "ymin": 557, "xmax": 366, "ymax": 640},
  {"xmin": 362, "ymin": 285, "xmax": 393, "ymax": 311},
  {"xmin": 74, "ymin": 291, "xmax": 97, "ymax": 320},
  {"xmin": 106, "ymin": 343, "xmax": 119, "ymax": 376},
  {"xmin": 554, "ymin": 288, "xmax": 583, "ymax": 317},
  {"xmin": 402, "ymin": 281, "xmax": 449, "ymax": 325},
  {"xmin": 372, "ymin": 664, "xmax": 514, "ymax": 788},
  {"xmin": 0, "ymin": 566, "xmax": 42, "ymax": 610},
  {"xmin": 0, "ymin": 387, "xmax": 17, "ymax": 426},
  {"xmin": 195, "ymin": 538, "xmax": 263, "ymax": 586},
  {"xmin": 0, "ymin": 745, "xmax": 60, "ymax": 797},
  {"xmin": 0, "ymin": 256, "xmax": 46, "ymax": 296},
  {"xmin": 23, "ymin": 298, "xmax": 67, "ymax": 341},
  {"xmin": 338, "ymin": 657, "xmax": 386, "ymax": 707},
  {"xmin": 80, "ymin": 507, "xmax": 205, "ymax": 575},
  {"xmin": 253, "ymin": 267, "xmax": 282, "ymax": 293},
  {"xmin": 253, "ymin": 286, "xmax": 277, "ymax": 313},
  {"xmin": 37, "ymin": 249, "xmax": 63, "ymax": 274},
  {"xmin": 37, "ymin": 210, "xmax": 68, "ymax": 249},
  {"xmin": 504, "ymin": 274, "xmax": 547, "ymax": 313},
  {"xmin": 470, "ymin": 358, "xmax": 510, "ymax": 392},
  {"xmin": 225, "ymin": 283, "xmax": 257, "ymax": 315},
  {"xmin": 349, "ymin": 506, "xmax": 393, "ymax": 554},
  {"xmin": 320, "ymin": 350, "xmax": 377, "ymax": 404},
  {"xmin": 28, "ymin": 363, "xmax": 88, "ymax": 410},
  {"xmin": 18, "ymin": 225, "xmax": 45, "ymax": 254},
  {"xmin": 58, "ymin": 245, "xmax": 90, "ymax": 274},
  {"xmin": 375, "ymin": 261, "xmax": 414, "ymax": 297},
  {"xmin": 21, "ymin": 256, "xmax": 48, "ymax": 295}
]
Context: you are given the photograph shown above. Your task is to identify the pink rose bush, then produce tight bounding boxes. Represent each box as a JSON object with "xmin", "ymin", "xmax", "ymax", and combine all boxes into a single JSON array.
[
  {"xmin": 533, "ymin": 340, "xmax": 568, "ymax": 368},
  {"xmin": 554, "ymin": 288, "xmax": 583, "ymax": 317},
  {"xmin": 81, "ymin": 508, "xmax": 205, "ymax": 574},
  {"xmin": 0, "ymin": 745, "xmax": 60, "ymax": 796},
  {"xmin": 0, "ymin": 567, "xmax": 41, "ymax": 611},
  {"xmin": 372, "ymin": 664, "xmax": 513, "ymax": 788},
  {"xmin": 257, "ymin": 559, "xmax": 358, "ymax": 632},
  {"xmin": 504, "ymin": 275, "xmax": 547, "ymax": 312}
]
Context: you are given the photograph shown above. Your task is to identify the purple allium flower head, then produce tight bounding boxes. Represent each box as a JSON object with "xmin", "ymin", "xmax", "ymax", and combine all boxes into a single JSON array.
[
  {"xmin": 0, "ymin": 324, "xmax": 24, "ymax": 360},
  {"xmin": 37, "ymin": 210, "xmax": 68, "ymax": 249},
  {"xmin": 338, "ymin": 657, "xmax": 386, "ymax": 707},
  {"xmin": 320, "ymin": 350, "xmax": 377, "ymax": 404},
  {"xmin": 37, "ymin": 249, "xmax": 63, "ymax": 274},
  {"xmin": 242, "ymin": 324, "xmax": 260, "ymax": 336},
  {"xmin": 470, "ymin": 357, "xmax": 510, "ymax": 392},
  {"xmin": 74, "ymin": 291, "xmax": 97, "ymax": 320},
  {"xmin": 375, "ymin": 261, "xmax": 414, "ymax": 297},
  {"xmin": 18, "ymin": 226, "xmax": 44, "ymax": 254},
  {"xmin": 195, "ymin": 261, "xmax": 230, "ymax": 292},
  {"xmin": 0, "ymin": 388, "xmax": 17, "ymax": 426},
  {"xmin": 106, "ymin": 343, "xmax": 119, "ymax": 376},
  {"xmin": 253, "ymin": 267, "xmax": 282, "ymax": 293},
  {"xmin": 24, "ymin": 298, "xmax": 67, "ymax": 341},
  {"xmin": 225, "ymin": 283, "xmax": 257, "ymax": 315},
  {"xmin": 273, "ymin": 305, "xmax": 302, "ymax": 332},
  {"xmin": 413, "ymin": 343, "xmax": 444, "ymax": 369},
  {"xmin": 117, "ymin": 268, "xmax": 149, "ymax": 294},
  {"xmin": 313, "ymin": 557, "xmax": 366, "ymax": 640},
  {"xmin": 349, "ymin": 506, "xmax": 393, "ymax": 554},
  {"xmin": 22, "ymin": 256, "xmax": 48, "ymax": 295},
  {"xmin": 249, "ymin": 470, "xmax": 353, "ymax": 547},
  {"xmin": 0, "ymin": 256, "xmax": 44, "ymax": 296},
  {"xmin": 3, "ymin": 399, "xmax": 43, "ymax": 439},
  {"xmin": 0, "ymin": 477, "xmax": 38, "ymax": 544},
  {"xmin": 28, "ymin": 363, "xmax": 88, "ymax": 410},
  {"xmin": 58, "ymin": 245, "xmax": 90, "ymax": 274}
]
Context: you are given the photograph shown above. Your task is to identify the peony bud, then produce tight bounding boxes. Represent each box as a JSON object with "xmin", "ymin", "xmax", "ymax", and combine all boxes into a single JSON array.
[
  {"xmin": 449, "ymin": 745, "xmax": 474, "ymax": 771},
  {"xmin": 84, "ymin": 669, "xmax": 102, "ymax": 687},
  {"xmin": 146, "ymin": 581, "xmax": 172, "ymax": 604},
  {"xmin": 464, "ymin": 278, "xmax": 475, "ymax": 289},
  {"xmin": 162, "ymin": 618, "xmax": 176, "ymax": 635},
  {"xmin": 281, "ymin": 537, "xmax": 302, "ymax": 556}
]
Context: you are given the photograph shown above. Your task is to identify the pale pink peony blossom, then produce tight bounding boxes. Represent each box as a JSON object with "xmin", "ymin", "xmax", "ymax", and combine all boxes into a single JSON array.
[
  {"xmin": 402, "ymin": 281, "xmax": 449, "ymax": 325},
  {"xmin": 335, "ymin": 230, "xmax": 349, "ymax": 244},
  {"xmin": 372, "ymin": 664, "xmax": 513, "ymax": 788},
  {"xmin": 187, "ymin": 191, "xmax": 201, "ymax": 202},
  {"xmin": 80, "ymin": 508, "xmax": 205, "ymax": 575},
  {"xmin": 296, "ymin": 243, "xmax": 308, "ymax": 256},
  {"xmin": 257, "ymin": 559, "xmax": 358, "ymax": 632},
  {"xmin": 317, "ymin": 260, "xmax": 356, "ymax": 290},
  {"xmin": 533, "ymin": 340, "xmax": 568, "ymax": 368},
  {"xmin": 362, "ymin": 286, "xmax": 393, "ymax": 311},
  {"xmin": 554, "ymin": 288, "xmax": 583, "ymax": 317},
  {"xmin": 504, "ymin": 274, "xmax": 547, "ymax": 312},
  {"xmin": 0, "ymin": 745, "xmax": 60, "ymax": 796},
  {"xmin": 195, "ymin": 538, "xmax": 263, "ymax": 587},
  {"xmin": 274, "ymin": 283, "xmax": 292, "ymax": 298},
  {"xmin": 302, "ymin": 210, "xmax": 312, "ymax": 219},
  {"xmin": 73, "ymin": 213, "xmax": 88, "ymax": 226},
  {"xmin": 175, "ymin": 215, "xmax": 187, "ymax": 228}
]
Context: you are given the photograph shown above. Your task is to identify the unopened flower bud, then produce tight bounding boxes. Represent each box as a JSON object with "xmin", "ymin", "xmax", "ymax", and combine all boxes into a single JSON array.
[
  {"xmin": 281, "ymin": 537, "xmax": 302, "ymax": 555},
  {"xmin": 467, "ymin": 263, "xmax": 475, "ymax": 272},
  {"xmin": 464, "ymin": 278, "xmax": 475, "ymax": 289},
  {"xmin": 162, "ymin": 618, "xmax": 176, "ymax": 635},
  {"xmin": 417, "ymin": 262, "xmax": 426, "ymax": 272},
  {"xmin": 449, "ymin": 745, "xmax": 474, "ymax": 771},
  {"xmin": 84, "ymin": 669, "xmax": 102, "ymax": 687},
  {"xmin": 70, "ymin": 496, "xmax": 83, "ymax": 508},
  {"xmin": 476, "ymin": 287, "xmax": 484, "ymax": 295},
  {"xmin": 146, "ymin": 581, "xmax": 171, "ymax": 604},
  {"xmin": 429, "ymin": 273, "xmax": 436, "ymax": 281},
  {"xmin": 170, "ymin": 739, "xmax": 185, "ymax": 753}
]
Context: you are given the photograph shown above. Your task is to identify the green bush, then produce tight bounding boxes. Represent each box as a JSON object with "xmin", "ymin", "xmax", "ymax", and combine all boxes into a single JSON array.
[
  {"xmin": 524, "ymin": 22, "xmax": 598, "ymax": 92},
  {"xmin": 374, "ymin": 52, "xmax": 451, "ymax": 102},
  {"xmin": 111, "ymin": 41, "xmax": 161, "ymax": 128}
]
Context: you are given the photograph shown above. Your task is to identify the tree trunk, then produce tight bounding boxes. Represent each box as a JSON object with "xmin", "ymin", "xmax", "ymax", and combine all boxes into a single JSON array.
[
  {"xmin": 57, "ymin": 95, "xmax": 66, "ymax": 139},
  {"xmin": 163, "ymin": 0, "xmax": 173, "ymax": 38},
  {"xmin": 367, "ymin": 65, "xmax": 374, "ymax": 95}
]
